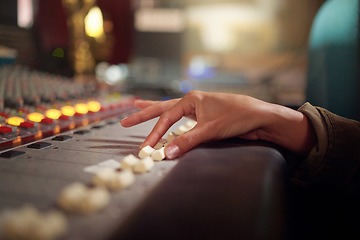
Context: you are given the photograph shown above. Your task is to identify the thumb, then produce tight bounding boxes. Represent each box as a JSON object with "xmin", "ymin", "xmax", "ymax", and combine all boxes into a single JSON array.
[{"xmin": 164, "ymin": 126, "xmax": 211, "ymax": 159}]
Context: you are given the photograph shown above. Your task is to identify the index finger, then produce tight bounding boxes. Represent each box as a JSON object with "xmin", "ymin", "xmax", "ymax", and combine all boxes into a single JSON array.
[
  {"xmin": 133, "ymin": 99, "xmax": 161, "ymax": 109},
  {"xmin": 141, "ymin": 97, "xmax": 194, "ymax": 148},
  {"xmin": 120, "ymin": 99, "xmax": 179, "ymax": 127}
]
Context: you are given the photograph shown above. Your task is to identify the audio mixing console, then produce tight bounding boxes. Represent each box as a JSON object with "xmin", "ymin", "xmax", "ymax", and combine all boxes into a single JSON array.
[{"xmin": 0, "ymin": 65, "xmax": 287, "ymax": 240}]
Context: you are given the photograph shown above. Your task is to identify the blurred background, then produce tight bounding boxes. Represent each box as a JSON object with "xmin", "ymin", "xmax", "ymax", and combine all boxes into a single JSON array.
[{"xmin": 0, "ymin": 0, "xmax": 326, "ymax": 105}]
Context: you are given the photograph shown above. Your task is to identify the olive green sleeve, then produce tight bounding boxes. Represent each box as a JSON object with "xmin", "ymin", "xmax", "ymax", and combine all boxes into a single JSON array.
[{"xmin": 295, "ymin": 102, "xmax": 360, "ymax": 184}]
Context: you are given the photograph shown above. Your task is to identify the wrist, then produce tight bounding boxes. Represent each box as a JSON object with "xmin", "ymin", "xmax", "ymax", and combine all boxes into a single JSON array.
[{"xmin": 259, "ymin": 104, "xmax": 317, "ymax": 156}]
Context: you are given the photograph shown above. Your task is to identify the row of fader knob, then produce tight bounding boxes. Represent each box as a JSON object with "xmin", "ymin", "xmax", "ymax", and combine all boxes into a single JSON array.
[{"xmin": 0, "ymin": 65, "xmax": 94, "ymax": 110}]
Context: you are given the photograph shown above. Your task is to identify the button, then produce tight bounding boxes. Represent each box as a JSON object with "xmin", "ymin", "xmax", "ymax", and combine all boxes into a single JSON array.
[
  {"xmin": 0, "ymin": 150, "xmax": 26, "ymax": 158},
  {"xmin": 73, "ymin": 130, "xmax": 90, "ymax": 135},
  {"xmin": 0, "ymin": 126, "xmax": 12, "ymax": 134},
  {"xmin": 0, "ymin": 112, "xmax": 10, "ymax": 118},
  {"xmin": 59, "ymin": 115, "xmax": 70, "ymax": 121},
  {"xmin": 87, "ymin": 101, "xmax": 101, "ymax": 112},
  {"xmin": 27, "ymin": 112, "xmax": 45, "ymax": 123},
  {"xmin": 35, "ymin": 105, "xmax": 47, "ymax": 111},
  {"xmin": 45, "ymin": 109, "xmax": 62, "ymax": 119},
  {"xmin": 91, "ymin": 125, "xmax": 104, "ymax": 129},
  {"xmin": 52, "ymin": 135, "xmax": 72, "ymax": 141},
  {"xmin": 40, "ymin": 118, "xmax": 54, "ymax": 124},
  {"xmin": 75, "ymin": 103, "xmax": 88, "ymax": 114},
  {"xmin": 18, "ymin": 108, "xmax": 30, "ymax": 114},
  {"xmin": 27, "ymin": 142, "xmax": 52, "ymax": 149},
  {"xmin": 19, "ymin": 121, "xmax": 35, "ymax": 128},
  {"xmin": 7, "ymin": 116, "xmax": 25, "ymax": 126},
  {"xmin": 61, "ymin": 106, "xmax": 75, "ymax": 117}
]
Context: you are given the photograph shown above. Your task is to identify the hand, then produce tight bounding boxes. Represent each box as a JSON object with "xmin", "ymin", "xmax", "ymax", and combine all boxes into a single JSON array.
[{"xmin": 120, "ymin": 91, "xmax": 316, "ymax": 159}]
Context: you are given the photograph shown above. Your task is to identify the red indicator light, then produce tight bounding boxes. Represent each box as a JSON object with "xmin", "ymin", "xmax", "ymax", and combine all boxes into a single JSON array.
[{"xmin": 0, "ymin": 126, "xmax": 12, "ymax": 134}]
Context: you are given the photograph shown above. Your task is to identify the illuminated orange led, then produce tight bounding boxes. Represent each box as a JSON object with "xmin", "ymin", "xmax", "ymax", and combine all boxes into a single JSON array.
[
  {"xmin": 87, "ymin": 101, "xmax": 101, "ymax": 112},
  {"xmin": 45, "ymin": 109, "xmax": 62, "ymax": 119},
  {"xmin": 61, "ymin": 106, "xmax": 76, "ymax": 116},
  {"xmin": 82, "ymin": 119, "xmax": 89, "ymax": 126},
  {"xmin": 27, "ymin": 112, "xmax": 45, "ymax": 123},
  {"xmin": 75, "ymin": 103, "xmax": 88, "ymax": 114},
  {"xmin": 12, "ymin": 137, "xmax": 22, "ymax": 146},
  {"xmin": 53, "ymin": 125, "xmax": 60, "ymax": 135},
  {"xmin": 7, "ymin": 117, "xmax": 25, "ymax": 126},
  {"xmin": 69, "ymin": 122, "xmax": 76, "ymax": 130},
  {"xmin": 35, "ymin": 131, "xmax": 43, "ymax": 140}
]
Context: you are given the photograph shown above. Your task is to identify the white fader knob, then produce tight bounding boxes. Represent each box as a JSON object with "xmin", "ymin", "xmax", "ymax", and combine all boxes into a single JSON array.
[
  {"xmin": 154, "ymin": 139, "xmax": 167, "ymax": 149},
  {"xmin": 93, "ymin": 168, "xmax": 135, "ymax": 191},
  {"xmin": 82, "ymin": 187, "xmax": 110, "ymax": 214},
  {"xmin": 166, "ymin": 132, "xmax": 178, "ymax": 143},
  {"xmin": 151, "ymin": 147, "xmax": 165, "ymax": 161},
  {"xmin": 121, "ymin": 154, "xmax": 140, "ymax": 170},
  {"xmin": 175, "ymin": 125, "xmax": 189, "ymax": 135},
  {"xmin": 133, "ymin": 156, "xmax": 154, "ymax": 174},
  {"xmin": 138, "ymin": 145, "xmax": 155, "ymax": 159},
  {"xmin": 57, "ymin": 182, "xmax": 87, "ymax": 213},
  {"xmin": 35, "ymin": 211, "xmax": 67, "ymax": 240},
  {"xmin": 116, "ymin": 170, "xmax": 135, "ymax": 189},
  {"xmin": 175, "ymin": 120, "xmax": 197, "ymax": 135},
  {"xmin": 186, "ymin": 119, "xmax": 197, "ymax": 129},
  {"xmin": 57, "ymin": 182, "xmax": 110, "ymax": 215},
  {"xmin": 0, "ymin": 205, "xmax": 67, "ymax": 240}
]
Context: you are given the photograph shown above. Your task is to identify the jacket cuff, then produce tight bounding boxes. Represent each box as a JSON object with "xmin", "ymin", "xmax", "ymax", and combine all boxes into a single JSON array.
[
  {"xmin": 295, "ymin": 102, "xmax": 328, "ymax": 181},
  {"xmin": 296, "ymin": 102, "xmax": 360, "ymax": 184}
]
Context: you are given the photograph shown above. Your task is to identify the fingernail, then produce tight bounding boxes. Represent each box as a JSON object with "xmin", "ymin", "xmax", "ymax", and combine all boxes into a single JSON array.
[
  {"xmin": 165, "ymin": 145, "xmax": 180, "ymax": 159},
  {"xmin": 119, "ymin": 117, "xmax": 127, "ymax": 126},
  {"xmin": 140, "ymin": 142, "xmax": 148, "ymax": 150}
]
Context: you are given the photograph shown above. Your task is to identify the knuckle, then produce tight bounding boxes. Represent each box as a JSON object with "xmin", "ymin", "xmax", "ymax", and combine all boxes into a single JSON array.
[
  {"xmin": 177, "ymin": 129, "xmax": 203, "ymax": 147},
  {"xmin": 150, "ymin": 131, "xmax": 163, "ymax": 142},
  {"xmin": 135, "ymin": 113, "xmax": 146, "ymax": 123},
  {"xmin": 159, "ymin": 112, "xmax": 173, "ymax": 125},
  {"xmin": 184, "ymin": 90, "xmax": 203, "ymax": 101}
]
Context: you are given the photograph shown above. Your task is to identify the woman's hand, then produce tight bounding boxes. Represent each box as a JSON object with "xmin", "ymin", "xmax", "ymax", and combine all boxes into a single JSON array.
[{"xmin": 120, "ymin": 91, "xmax": 316, "ymax": 159}]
